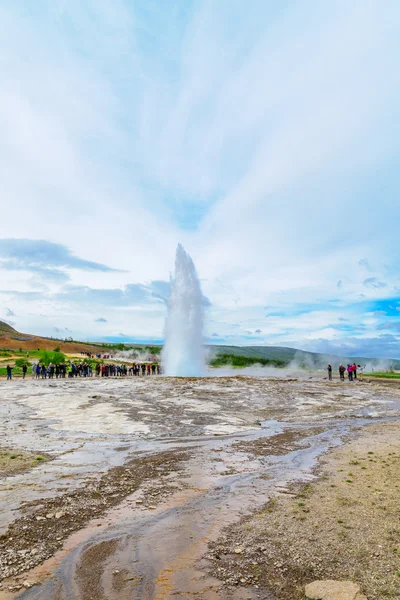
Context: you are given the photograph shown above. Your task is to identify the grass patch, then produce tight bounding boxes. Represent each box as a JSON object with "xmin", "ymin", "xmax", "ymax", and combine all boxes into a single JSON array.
[
  {"xmin": 210, "ymin": 353, "xmax": 287, "ymax": 369},
  {"xmin": 364, "ymin": 371, "xmax": 400, "ymax": 379}
]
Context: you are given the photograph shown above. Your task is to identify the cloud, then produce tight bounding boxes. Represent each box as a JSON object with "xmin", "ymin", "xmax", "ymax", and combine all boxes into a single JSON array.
[
  {"xmin": 0, "ymin": 1, "xmax": 399, "ymax": 355},
  {"xmin": 0, "ymin": 239, "xmax": 120, "ymax": 276},
  {"xmin": 95, "ymin": 317, "xmax": 107, "ymax": 323},
  {"xmin": 364, "ymin": 277, "xmax": 387, "ymax": 289},
  {"xmin": 56, "ymin": 282, "xmax": 161, "ymax": 307},
  {"xmin": 303, "ymin": 334, "xmax": 400, "ymax": 359},
  {"xmin": 358, "ymin": 258, "xmax": 372, "ymax": 271},
  {"xmin": 255, "ymin": 329, "xmax": 262, "ymax": 334},
  {"xmin": 5, "ymin": 307, "xmax": 15, "ymax": 317}
]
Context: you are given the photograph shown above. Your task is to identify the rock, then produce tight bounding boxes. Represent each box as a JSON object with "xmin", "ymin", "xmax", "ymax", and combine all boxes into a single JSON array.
[
  {"xmin": 23, "ymin": 581, "xmax": 37, "ymax": 589},
  {"xmin": 234, "ymin": 547, "xmax": 244, "ymax": 554},
  {"xmin": 305, "ymin": 580, "xmax": 367, "ymax": 600},
  {"xmin": 55, "ymin": 511, "xmax": 64, "ymax": 519}
]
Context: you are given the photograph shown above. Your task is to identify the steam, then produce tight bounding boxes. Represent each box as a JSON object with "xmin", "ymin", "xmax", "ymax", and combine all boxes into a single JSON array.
[{"xmin": 162, "ymin": 244, "xmax": 205, "ymax": 376}]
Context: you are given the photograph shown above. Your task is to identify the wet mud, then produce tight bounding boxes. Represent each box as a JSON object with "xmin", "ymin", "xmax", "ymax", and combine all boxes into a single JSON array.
[{"xmin": 0, "ymin": 376, "xmax": 399, "ymax": 599}]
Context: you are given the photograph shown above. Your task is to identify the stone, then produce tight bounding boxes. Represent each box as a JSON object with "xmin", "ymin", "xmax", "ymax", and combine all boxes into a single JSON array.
[
  {"xmin": 23, "ymin": 581, "xmax": 37, "ymax": 589},
  {"xmin": 305, "ymin": 580, "xmax": 367, "ymax": 600},
  {"xmin": 234, "ymin": 547, "xmax": 244, "ymax": 554}
]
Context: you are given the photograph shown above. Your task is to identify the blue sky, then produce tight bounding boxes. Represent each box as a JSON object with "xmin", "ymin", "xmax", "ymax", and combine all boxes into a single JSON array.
[{"xmin": 0, "ymin": 0, "xmax": 399, "ymax": 358}]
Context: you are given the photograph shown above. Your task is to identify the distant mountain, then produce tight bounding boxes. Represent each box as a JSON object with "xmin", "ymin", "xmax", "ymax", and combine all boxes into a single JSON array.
[{"xmin": 206, "ymin": 344, "xmax": 400, "ymax": 370}]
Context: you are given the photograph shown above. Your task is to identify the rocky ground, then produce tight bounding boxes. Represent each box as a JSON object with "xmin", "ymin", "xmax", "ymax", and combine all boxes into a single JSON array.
[
  {"xmin": 207, "ymin": 420, "xmax": 400, "ymax": 599},
  {"xmin": 0, "ymin": 448, "xmax": 188, "ymax": 587},
  {"xmin": 0, "ymin": 376, "xmax": 399, "ymax": 599}
]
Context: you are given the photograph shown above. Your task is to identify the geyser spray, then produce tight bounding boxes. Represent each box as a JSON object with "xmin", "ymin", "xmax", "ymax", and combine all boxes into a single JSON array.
[{"xmin": 162, "ymin": 244, "xmax": 205, "ymax": 376}]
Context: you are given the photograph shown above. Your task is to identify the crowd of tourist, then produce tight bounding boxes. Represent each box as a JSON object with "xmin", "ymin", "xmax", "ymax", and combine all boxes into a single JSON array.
[
  {"xmin": 5, "ymin": 362, "xmax": 161, "ymax": 380},
  {"xmin": 327, "ymin": 362, "xmax": 365, "ymax": 381}
]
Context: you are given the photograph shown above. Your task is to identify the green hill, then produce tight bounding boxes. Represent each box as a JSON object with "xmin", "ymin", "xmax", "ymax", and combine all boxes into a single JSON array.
[{"xmin": 206, "ymin": 345, "xmax": 400, "ymax": 370}]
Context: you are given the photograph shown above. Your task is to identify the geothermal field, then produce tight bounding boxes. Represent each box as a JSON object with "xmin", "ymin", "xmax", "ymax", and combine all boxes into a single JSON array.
[
  {"xmin": 1, "ymin": 248, "xmax": 400, "ymax": 600},
  {"xmin": 1, "ymin": 374, "xmax": 400, "ymax": 599}
]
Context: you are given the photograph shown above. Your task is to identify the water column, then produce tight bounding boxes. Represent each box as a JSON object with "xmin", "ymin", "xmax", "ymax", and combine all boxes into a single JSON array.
[{"xmin": 162, "ymin": 244, "xmax": 205, "ymax": 376}]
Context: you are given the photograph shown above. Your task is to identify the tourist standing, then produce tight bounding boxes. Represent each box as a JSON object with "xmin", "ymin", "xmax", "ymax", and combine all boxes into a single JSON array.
[
  {"xmin": 6, "ymin": 365, "xmax": 13, "ymax": 380},
  {"xmin": 339, "ymin": 364, "xmax": 345, "ymax": 381},
  {"xmin": 347, "ymin": 364, "xmax": 353, "ymax": 381},
  {"xmin": 22, "ymin": 364, "xmax": 27, "ymax": 379},
  {"xmin": 327, "ymin": 364, "xmax": 332, "ymax": 381},
  {"xmin": 353, "ymin": 363, "xmax": 357, "ymax": 380}
]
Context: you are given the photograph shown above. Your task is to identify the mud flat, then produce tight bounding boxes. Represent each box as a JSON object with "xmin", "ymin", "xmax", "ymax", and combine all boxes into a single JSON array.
[{"xmin": 0, "ymin": 376, "xmax": 399, "ymax": 599}]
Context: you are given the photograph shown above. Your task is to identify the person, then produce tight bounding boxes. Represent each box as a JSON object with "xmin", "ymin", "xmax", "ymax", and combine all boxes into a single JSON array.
[
  {"xmin": 347, "ymin": 364, "xmax": 353, "ymax": 381},
  {"xmin": 339, "ymin": 363, "xmax": 345, "ymax": 381},
  {"xmin": 31, "ymin": 362, "xmax": 36, "ymax": 378},
  {"xmin": 22, "ymin": 364, "xmax": 27, "ymax": 379},
  {"xmin": 141, "ymin": 363, "xmax": 146, "ymax": 376},
  {"xmin": 353, "ymin": 363, "xmax": 357, "ymax": 380},
  {"xmin": 36, "ymin": 363, "xmax": 41, "ymax": 379},
  {"xmin": 327, "ymin": 364, "xmax": 332, "ymax": 381},
  {"xmin": 6, "ymin": 365, "xmax": 13, "ymax": 380}
]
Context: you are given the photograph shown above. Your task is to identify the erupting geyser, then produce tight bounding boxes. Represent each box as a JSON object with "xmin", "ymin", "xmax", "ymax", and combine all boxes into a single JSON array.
[{"xmin": 162, "ymin": 244, "xmax": 205, "ymax": 376}]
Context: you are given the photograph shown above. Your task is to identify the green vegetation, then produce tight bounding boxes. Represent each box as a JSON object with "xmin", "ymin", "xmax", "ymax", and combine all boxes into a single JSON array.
[
  {"xmin": 15, "ymin": 358, "xmax": 30, "ymax": 368},
  {"xmin": 209, "ymin": 353, "xmax": 287, "ymax": 368},
  {"xmin": 39, "ymin": 350, "xmax": 66, "ymax": 366},
  {"xmin": 364, "ymin": 372, "xmax": 400, "ymax": 379},
  {"xmin": 0, "ymin": 366, "xmax": 25, "ymax": 377},
  {"xmin": 145, "ymin": 345, "xmax": 162, "ymax": 355}
]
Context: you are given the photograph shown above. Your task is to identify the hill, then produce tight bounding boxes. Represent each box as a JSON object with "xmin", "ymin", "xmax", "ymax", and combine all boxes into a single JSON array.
[
  {"xmin": 0, "ymin": 321, "xmax": 108, "ymax": 354},
  {"xmin": 206, "ymin": 344, "xmax": 400, "ymax": 370},
  {"xmin": 1, "ymin": 321, "xmax": 399, "ymax": 369},
  {"xmin": 0, "ymin": 320, "xmax": 19, "ymax": 337}
]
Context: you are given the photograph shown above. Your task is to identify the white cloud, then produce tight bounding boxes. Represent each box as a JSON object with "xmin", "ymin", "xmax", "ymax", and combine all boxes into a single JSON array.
[{"xmin": 0, "ymin": 0, "xmax": 399, "ymax": 357}]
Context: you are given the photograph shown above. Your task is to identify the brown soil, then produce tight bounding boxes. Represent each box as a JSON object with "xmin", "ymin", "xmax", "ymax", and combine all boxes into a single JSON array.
[
  {"xmin": 0, "ymin": 448, "xmax": 51, "ymax": 477},
  {"xmin": 231, "ymin": 427, "xmax": 325, "ymax": 457},
  {"xmin": 207, "ymin": 421, "xmax": 400, "ymax": 600},
  {"xmin": 0, "ymin": 335, "xmax": 107, "ymax": 353},
  {"xmin": 0, "ymin": 449, "xmax": 189, "ymax": 584}
]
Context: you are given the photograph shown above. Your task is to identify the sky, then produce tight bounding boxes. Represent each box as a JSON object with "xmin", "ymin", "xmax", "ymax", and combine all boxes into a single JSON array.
[{"xmin": 0, "ymin": 0, "xmax": 399, "ymax": 358}]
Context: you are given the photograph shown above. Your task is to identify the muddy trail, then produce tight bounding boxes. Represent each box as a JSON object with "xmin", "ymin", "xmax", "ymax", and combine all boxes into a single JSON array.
[{"xmin": 1, "ymin": 375, "xmax": 399, "ymax": 599}]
